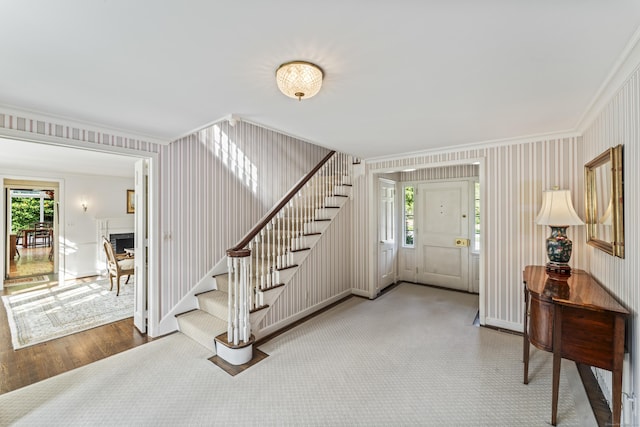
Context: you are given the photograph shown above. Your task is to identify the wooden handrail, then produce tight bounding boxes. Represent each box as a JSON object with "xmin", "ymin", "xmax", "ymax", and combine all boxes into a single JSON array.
[{"xmin": 229, "ymin": 150, "xmax": 336, "ymax": 252}]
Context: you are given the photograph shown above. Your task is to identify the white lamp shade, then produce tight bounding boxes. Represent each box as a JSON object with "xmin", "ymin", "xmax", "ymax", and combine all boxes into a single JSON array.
[{"xmin": 535, "ymin": 189, "xmax": 584, "ymax": 226}]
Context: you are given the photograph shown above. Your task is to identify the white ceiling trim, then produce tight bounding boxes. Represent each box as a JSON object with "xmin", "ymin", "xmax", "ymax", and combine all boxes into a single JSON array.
[
  {"xmin": 0, "ymin": 104, "xmax": 170, "ymax": 146},
  {"xmin": 370, "ymin": 27, "xmax": 640, "ymax": 164},
  {"xmin": 171, "ymin": 113, "xmax": 236, "ymax": 142},
  {"xmin": 365, "ymin": 129, "xmax": 581, "ymax": 164},
  {"xmin": 576, "ymin": 24, "xmax": 640, "ymax": 134},
  {"xmin": 0, "ymin": 126, "xmax": 155, "ymax": 160},
  {"xmin": 173, "ymin": 113, "xmax": 332, "ymax": 155}
]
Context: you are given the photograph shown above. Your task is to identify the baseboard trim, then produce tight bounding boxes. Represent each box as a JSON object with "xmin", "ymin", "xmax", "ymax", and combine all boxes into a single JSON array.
[
  {"xmin": 255, "ymin": 290, "xmax": 352, "ymax": 342},
  {"xmin": 350, "ymin": 288, "xmax": 372, "ymax": 299},
  {"xmin": 484, "ymin": 317, "xmax": 523, "ymax": 333},
  {"xmin": 576, "ymin": 363, "xmax": 613, "ymax": 427}
]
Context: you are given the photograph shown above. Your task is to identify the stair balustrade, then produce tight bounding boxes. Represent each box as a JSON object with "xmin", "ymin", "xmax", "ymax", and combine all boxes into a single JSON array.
[{"xmin": 219, "ymin": 151, "xmax": 354, "ymax": 350}]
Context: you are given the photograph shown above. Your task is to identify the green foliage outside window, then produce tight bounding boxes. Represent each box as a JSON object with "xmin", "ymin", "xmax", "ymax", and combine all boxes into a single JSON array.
[
  {"xmin": 10, "ymin": 198, "xmax": 54, "ymax": 234},
  {"xmin": 404, "ymin": 186, "xmax": 414, "ymax": 246}
]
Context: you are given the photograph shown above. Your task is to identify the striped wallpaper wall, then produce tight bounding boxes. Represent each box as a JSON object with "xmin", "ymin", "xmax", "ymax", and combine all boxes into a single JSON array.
[
  {"xmin": 159, "ymin": 121, "xmax": 329, "ymax": 319},
  {"xmin": 259, "ymin": 201, "xmax": 353, "ymax": 332},
  {"xmin": 353, "ymin": 137, "xmax": 585, "ymax": 330},
  {"xmin": 0, "ymin": 113, "xmax": 160, "ymax": 153},
  {"xmin": 0, "ymin": 113, "xmax": 331, "ymax": 326},
  {"xmin": 581, "ymin": 65, "xmax": 640, "ymax": 416},
  {"xmin": 400, "ymin": 164, "xmax": 479, "ymax": 181},
  {"xmin": 3, "ymin": 63, "xmax": 638, "ymax": 414}
]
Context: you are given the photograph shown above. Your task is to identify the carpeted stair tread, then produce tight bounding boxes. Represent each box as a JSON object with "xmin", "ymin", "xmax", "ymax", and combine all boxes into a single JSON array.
[
  {"xmin": 176, "ymin": 310, "xmax": 227, "ymax": 353},
  {"xmin": 214, "ymin": 274, "xmax": 228, "ymax": 293},
  {"xmin": 197, "ymin": 290, "xmax": 229, "ymax": 320}
]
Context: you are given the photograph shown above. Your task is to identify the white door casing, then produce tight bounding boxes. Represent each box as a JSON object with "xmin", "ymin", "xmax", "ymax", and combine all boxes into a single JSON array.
[
  {"xmin": 377, "ymin": 179, "xmax": 396, "ymax": 291},
  {"xmin": 134, "ymin": 159, "xmax": 148, "ymax": 333},
  {"xmin": 416, "ymin": 180, "xmax": 470, "ymax": 291},
  {"xmin": 3, "ymin": 180, "xmax": 60, "ymax": 282},
  {"xmin": 4, "ymin": 188, "xmax": 9, "ymax": 280}
]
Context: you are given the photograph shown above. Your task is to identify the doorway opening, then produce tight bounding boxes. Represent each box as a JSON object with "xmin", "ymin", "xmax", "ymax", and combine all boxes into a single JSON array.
[
  {"xmin": 370, "ymin": 158, "xmax": 485, "ymax": 324},
  {"xmin": 0, "ymin": 135, "xmax": 156, "ymax": 337},
  {"xmin": 4, "ymin": 180, "xmax": 59, "ymax": 287}
]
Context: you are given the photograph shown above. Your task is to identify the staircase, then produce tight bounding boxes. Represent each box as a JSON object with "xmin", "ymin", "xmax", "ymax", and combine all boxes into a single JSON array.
[{"xmin": 176, "ymin": 151, "xmax": 355, "ymax": 357}]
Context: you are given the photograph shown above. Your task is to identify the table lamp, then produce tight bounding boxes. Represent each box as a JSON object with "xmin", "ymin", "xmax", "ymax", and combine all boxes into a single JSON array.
[{"xmin": 535, "ymin": 187, "xmax": 584, "ymax": 275}]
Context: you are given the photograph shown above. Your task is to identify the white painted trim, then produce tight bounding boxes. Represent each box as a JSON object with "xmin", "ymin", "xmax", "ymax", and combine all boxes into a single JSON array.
[
  {"xmin": 156, "ymin": 273, "xmax": 220, "ymax": 336},
  {"xmin": 367, "ymin": 157, "xmax": 487, "ymax": 325},
  {"xmin": 215, "ymin": 341, "xmax": 253, "ymax": 365},
  {"xmin": 351, "ymin": 288, "xmax": 372, "ymax": 299},
  {"xmin": 0, "ymin": 130, "xmax": 162, "ymax": 337},
  {"xmin": 367, "ymin": 170, "xmax": 378, "ymax": 298},
  {"xmin": 0, "ymin": 127, "xmax": 156, "ymax": 158},
  {"xmin": 172, "ymin": 115, "xmax": 331, "ymax": 153},
  {"xmin": 576, "ymin": 24, "xmax": 640, "ymax": 134},
  {"xmin": 170, "ymin": 114, "xmax": 231, "ymax": 142},
  {"xmin": 1, "ymin": 175, "xmax": 64, "ymax": 288},
  {"xmin": 145, "ymin": 154, "xmax": 161, "ymax": 337},
  {"xmin": 362, "ymin": 24, "xmax": 640, "ymax": 164},
  {"xmin": 484, "ymin": 317, "xmax": 522, "ymax": 333},
  {"xmin": 254, "ymin": 289, "xmax": 352, "ymax": 340},
  {"xmin": 477, "ymin": 158, "xmax": 486, "ymax": 325},
  {"xmin": 365, "ymin": 131, "xmax": 579, "ymax": 164},
  {"xmin": 0, "ymin": 105, "xmax": 169, "ymax": 146}
]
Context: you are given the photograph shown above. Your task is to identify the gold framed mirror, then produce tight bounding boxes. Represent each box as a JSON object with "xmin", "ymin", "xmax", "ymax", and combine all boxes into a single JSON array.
[{"xmin": 584, "ymin": 144, "xmax": 624, "ymax": 258}]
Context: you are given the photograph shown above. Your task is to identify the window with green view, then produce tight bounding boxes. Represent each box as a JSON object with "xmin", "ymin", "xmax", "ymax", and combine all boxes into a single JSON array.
[{"xmin": 403, "ymin": 185, "xmax": 414, "ymax": 247}]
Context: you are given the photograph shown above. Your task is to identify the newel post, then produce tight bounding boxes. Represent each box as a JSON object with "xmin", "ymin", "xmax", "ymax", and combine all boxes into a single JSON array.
[{"xmin": 215, "ymin": 248, "xmax": 254, "ymax": 365}]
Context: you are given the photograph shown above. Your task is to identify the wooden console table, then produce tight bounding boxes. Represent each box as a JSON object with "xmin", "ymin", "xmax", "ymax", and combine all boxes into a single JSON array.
[{"xmin": 523, "ymin": 265, "xmax": 628, "ymax": 426}]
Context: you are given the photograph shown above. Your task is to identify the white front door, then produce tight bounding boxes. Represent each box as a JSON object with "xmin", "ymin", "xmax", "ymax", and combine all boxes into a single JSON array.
[
  {"xmin": 416, "ymin": 180, "xmax": 470, "ymax": 291},
  {"xmin": 133, "ymin": 159, "xmax": 148, "ymax": 333},
  {"xmin": 377, "ymin": 179, "xmax": 396, "ymax": 292}
]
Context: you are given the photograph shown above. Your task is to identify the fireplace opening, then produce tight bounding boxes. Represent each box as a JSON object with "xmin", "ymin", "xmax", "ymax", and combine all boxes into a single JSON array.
[{"xmin": 109, "ymin": 232, "xmax": 134, "ymax": 255}]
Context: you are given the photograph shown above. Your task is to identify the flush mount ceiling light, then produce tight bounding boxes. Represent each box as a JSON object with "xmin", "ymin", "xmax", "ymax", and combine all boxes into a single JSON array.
[{"xmin": 276, "ymin": 61, "xmax": 324, "ymax": 101}]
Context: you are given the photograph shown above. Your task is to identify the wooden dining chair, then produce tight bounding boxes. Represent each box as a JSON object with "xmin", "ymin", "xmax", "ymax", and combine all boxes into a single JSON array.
[
  {"xmin": 31, "ymin": 222, "xmax": 52, "ymax": 247},
  {"xmin": 102, "ymin": 236, "xmax": 134, "ymax": 296}
]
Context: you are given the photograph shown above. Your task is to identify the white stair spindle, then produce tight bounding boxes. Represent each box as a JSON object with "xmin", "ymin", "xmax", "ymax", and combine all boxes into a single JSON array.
[
  {"xmin": 239, "ymin": 257, "xmax": 245, "ymax": 343},
  {"xmin": 277, "ymin": 212, "xmax": 282, "ymax": 269},
  {"xmin": 260, "ymin": 229, "xmax": 266, "ymax": 290},
  {"xmin": 241, "ymin": 256, "xmax": 249, "ymax": 343},
  {"xmin": 226, "ymin": 257, "xmax": 233, "ymax": 341},
  {"xmin": 233, "ymin": 257, "xmax": 239, "ymax": 345},
  {"xmin": 289, "ymin": 200, "xmax": 294, "ymax": 254},
  {"xmin": 250, "ymin": 240, "xmax": 255, "ymax": 310}
]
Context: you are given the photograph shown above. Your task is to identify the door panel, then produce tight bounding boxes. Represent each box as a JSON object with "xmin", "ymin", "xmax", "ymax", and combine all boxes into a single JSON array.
[
  {"xmin": 423, "ymin": 246, "xmax": 462, "ymax": 277},
  {"xmin": 377, "ymin": 179, "xmax": 396, "ymax": 291},
  {"xmin": 417, "ymin": 181, "xmax": 469, "ymax": 291},
  {"xmin": 134, "ymin": 159, "xmax": 148, "ymax": 333}
]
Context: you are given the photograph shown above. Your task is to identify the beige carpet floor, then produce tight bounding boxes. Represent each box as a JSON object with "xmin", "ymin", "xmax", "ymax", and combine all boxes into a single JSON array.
[{"xmin": 0, "ymin": 283, "xmax": 596, "ymax": 426}]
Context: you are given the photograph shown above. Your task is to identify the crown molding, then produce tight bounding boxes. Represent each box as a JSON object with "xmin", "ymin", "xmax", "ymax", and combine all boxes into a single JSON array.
[
  {"xmin": 364, "ymin": 129, "xmax": 580, "ymax": 164},
  {"xmin": 0, "ymin": 104, "xmax": 170, "ymax": 146},
  {"xmin": 171, "ymin": 114, "xmax": 235, "ymax": 141},
  {"xmin": 173, "ymin": 114, "xmax": 334, "ymax": 153},
  {"xmin": 576, "ymin": 24, "xmax": 640, "ymax": 134},
  {"xmin": 366, "ymin": 25, "xmax": 640, "ymax": 165}
]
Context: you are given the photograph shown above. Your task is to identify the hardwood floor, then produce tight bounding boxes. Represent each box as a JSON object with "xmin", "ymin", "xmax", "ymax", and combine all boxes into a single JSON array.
[
  {"xmin": 7, "ymin": 246, "xmax": 54, "ymax": 279},
  {"xmin": 0, "ymin": 278, "xmax": 152, "ymax": 395}
]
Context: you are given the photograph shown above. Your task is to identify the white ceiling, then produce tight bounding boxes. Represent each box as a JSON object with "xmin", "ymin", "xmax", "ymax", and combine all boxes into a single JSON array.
[
  {"xmin": 1, "ymin": 1, "xmax": 640, "ymax": 159},
  {"xmin": 0, "ymin": 137, "xmax": 137, "ymax": 178}
]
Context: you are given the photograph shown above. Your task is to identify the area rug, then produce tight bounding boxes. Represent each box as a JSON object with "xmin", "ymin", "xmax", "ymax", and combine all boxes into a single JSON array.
[
  {"xmin": 4, "ymin": 275, "xmax": 49, "ymax": 287},
  {"xmin": 2, "ymin": 278, "xmax": 134, "ymax": 349}
]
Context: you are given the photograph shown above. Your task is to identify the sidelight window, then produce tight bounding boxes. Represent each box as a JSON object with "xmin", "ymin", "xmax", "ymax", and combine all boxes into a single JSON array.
[{"xmin": 403, "ymin": 185, "xmax": 414, "ymax": 247}]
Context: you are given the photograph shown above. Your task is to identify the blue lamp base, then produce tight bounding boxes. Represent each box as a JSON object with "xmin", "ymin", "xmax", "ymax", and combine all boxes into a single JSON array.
[{"xmin": 545, "ymin": 226, "xmax": 573, "ymax": 276}]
